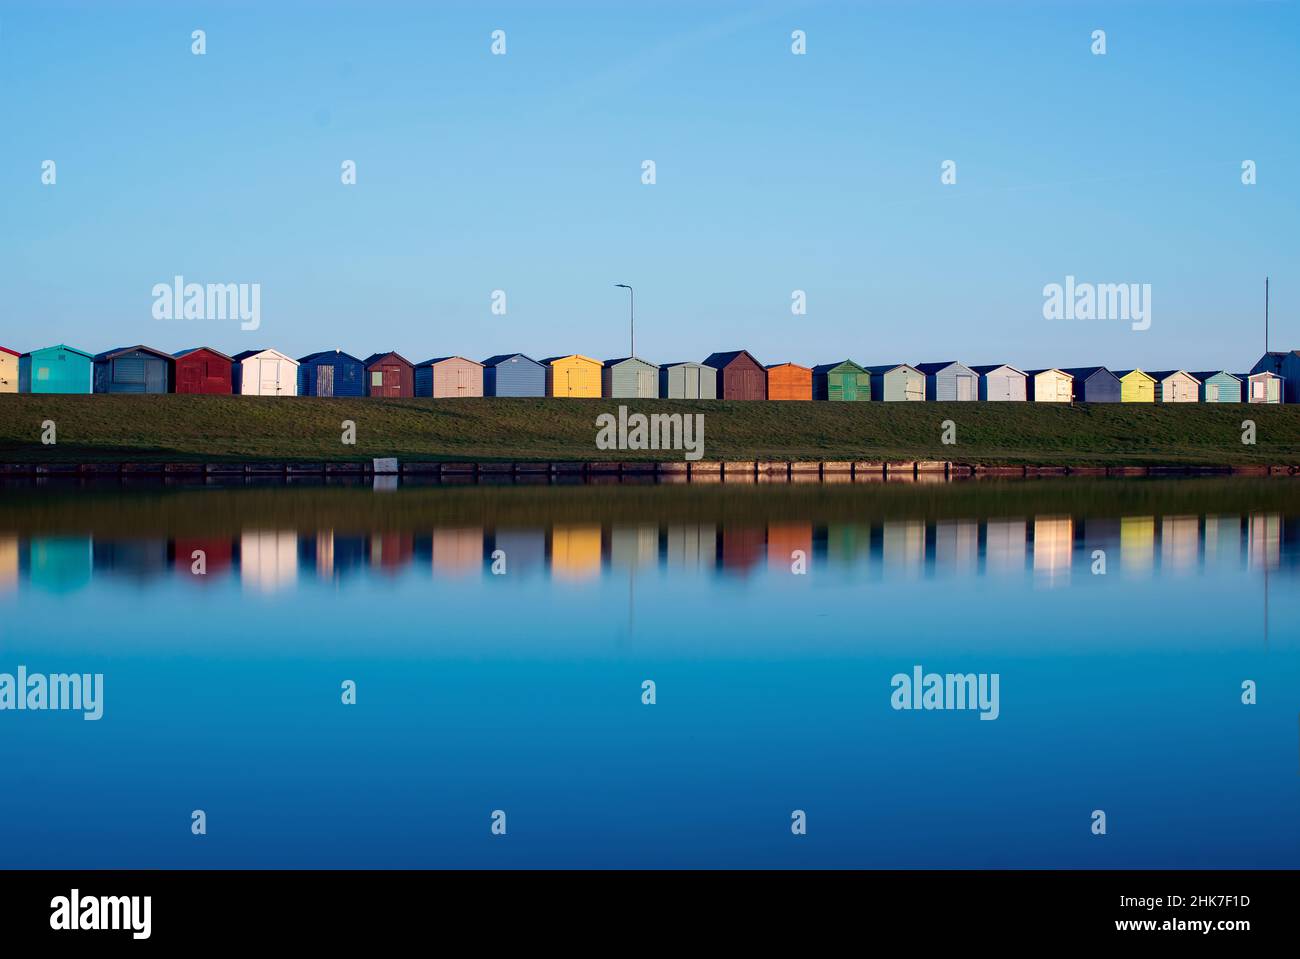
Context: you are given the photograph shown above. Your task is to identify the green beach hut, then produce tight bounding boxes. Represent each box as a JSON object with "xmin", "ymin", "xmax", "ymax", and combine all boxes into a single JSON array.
[{"xmin": 812, "ymin": 360, "xmax": 871, "ymax": 401}]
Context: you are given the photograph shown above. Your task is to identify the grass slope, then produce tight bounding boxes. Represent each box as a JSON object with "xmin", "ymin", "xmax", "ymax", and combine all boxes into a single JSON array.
[{"xmin": 0, "ymin": 395, "xmax": 1297, "ymax": 465}]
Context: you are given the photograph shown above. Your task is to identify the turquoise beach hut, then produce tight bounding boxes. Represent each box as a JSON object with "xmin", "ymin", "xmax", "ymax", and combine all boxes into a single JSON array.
[{"xmin": 18, "ymin": 345, "xmax": 94, "ymax": 393}]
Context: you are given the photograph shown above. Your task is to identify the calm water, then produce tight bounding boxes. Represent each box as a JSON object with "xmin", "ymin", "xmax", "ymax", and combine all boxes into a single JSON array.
[{"xmin": 1, "ymin": 477, "xmax": 1297, "ymax": 868}]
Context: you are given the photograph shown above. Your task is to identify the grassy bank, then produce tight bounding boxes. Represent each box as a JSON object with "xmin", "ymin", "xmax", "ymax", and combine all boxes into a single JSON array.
[{"xmin": 0, "ymin": 395, "xmax": 1297, "ymax": 465}]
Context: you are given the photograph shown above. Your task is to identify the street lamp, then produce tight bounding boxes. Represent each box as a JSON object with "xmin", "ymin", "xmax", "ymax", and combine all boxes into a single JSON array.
[{"xmin": 614, "ymin": 283, "xmax": 635, "ymax": 357}]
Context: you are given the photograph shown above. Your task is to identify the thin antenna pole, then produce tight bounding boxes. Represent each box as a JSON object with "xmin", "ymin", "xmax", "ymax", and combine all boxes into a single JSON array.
[{"xmin": 1265, "ymin": 276, "xmax": 1269, "ymax": 353}]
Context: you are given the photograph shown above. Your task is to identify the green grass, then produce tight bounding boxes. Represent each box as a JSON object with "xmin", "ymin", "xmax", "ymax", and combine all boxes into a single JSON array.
[{"xmin": 0, "ymin": 394, "xmax": 1297, "ymax": 465}]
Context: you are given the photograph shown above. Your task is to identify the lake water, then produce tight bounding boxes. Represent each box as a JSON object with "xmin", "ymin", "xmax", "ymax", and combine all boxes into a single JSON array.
[{"xmin": 1, "ymin": 477, "xmax": 1297, "ymax": 868}]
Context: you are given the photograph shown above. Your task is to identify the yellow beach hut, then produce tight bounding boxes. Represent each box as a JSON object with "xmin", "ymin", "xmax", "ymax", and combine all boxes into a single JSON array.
[
  {"xmin": 543, "ymin": 355, "xmax": 602, "ymax": 397},
  {"xmin": 0, "ymin": 347, "xmax": 19, "ymax": 393},
  {"xmin": 1114, "ymin": 369, "xmax": 1156, "ymax": 403}
]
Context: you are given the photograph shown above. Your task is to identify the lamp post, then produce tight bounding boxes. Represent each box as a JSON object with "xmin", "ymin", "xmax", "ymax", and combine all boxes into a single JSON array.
[{"xmin": 615, "ymin": 283, "xmax": 635, "ymax": 357}]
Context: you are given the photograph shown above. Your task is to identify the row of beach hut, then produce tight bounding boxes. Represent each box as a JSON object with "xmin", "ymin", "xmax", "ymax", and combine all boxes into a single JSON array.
[{"xmin": 1, "ymin": 345, "xmax": 1294, "ymax": 403}]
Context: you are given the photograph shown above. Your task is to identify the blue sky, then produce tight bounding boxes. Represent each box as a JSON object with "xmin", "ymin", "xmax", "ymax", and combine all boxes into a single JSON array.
[{"xmin": 2, "ymin": 0, "xmax": 1297, "ymax": 370}]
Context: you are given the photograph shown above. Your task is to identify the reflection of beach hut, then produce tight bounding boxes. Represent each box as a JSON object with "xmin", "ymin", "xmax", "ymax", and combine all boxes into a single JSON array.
[
  {"xmin": 1120, "ymin": 516, "xmax": 1156, "ymax": 574},
  {"xmin": 305, "ymin": 530, "xmax": 367, "ymax": 581},
  {"xmin": 19, "ymin": 345, "xmax": 94, "ymax": 394},
  {"xmin": 1026, "ymin": 369, "xmax": 1073, "ymax": 403},
  {"xmin": 1114, "ymin": 369, "xmax": 1156, "ymax": 403},
  {"xmin": 971, "ymin": 365, "xmax": 1026, "ymax": 402},
  {"xmin": 766, "ymin": 522, "xmax": 812, "ymax": 569},
  {"xmin": 431, "ymin": 527, "xmax": 483, "ymax": 575},
  {"xmin": 1032, "ymin": 516, "xmax": 1073, "ymax": 582},
  {"xmin": 172, "ymin": 538, "xmax": 233, "ymax": 580},
  {"xmin": 1060, "ymin": 367, "xmax": 1121, "ymax": 403},
  {"xmin": 933, "ymin": 520, "xmax": 978, "ymax": 572},
  {"xmin": 0, "ymin": 347, "xmax": 18, "ymax": 393},
  {"xmin": 665, "ymin": 524, "xmax": 717, "ymax": 568},
  {"xmin": 543, "ymin": 355, "xmax": 602, "ymax": 398},
  {"xmin": 1190, "ymin": 371, "xmax": 1241, "ymax": 404},
  {"xmin": 0, "ymin": 535, "xmax": 18, "ymax": 590},
  {"xmin": 1237, "ymin": 371, "xmax": 1282, "ymax": 404},
  {"xmin": 93, "ymin": 345, "xmax": 173, "ymax": 394},
  {"xmin": 659, "ymin": 362, "xmax": 716, "ymax": 399},
  {"xmin": 232, "ymin": 349, "xmax": 299, "ymax": 396},
  {"xmin": 550, "ymin": 524, "xmax": 601, "ymax": 579},
  {"xmin": 765, "ymin": 363, "xmax": 812, "ymax": 400},
  {"xmin": 482, "ymin": 354, "xmax": 545, "ymax": 397},
  {"xmin": 866, "ymin": 364, "xmax": 924, "ymax": 402},
  {"xmin": 602, "ymin": 357, "xmax": 659, "ymax": 398},
  {"xmin": 363, "ymin": 352, "xmax": 415, "ymax": 398},
  {"xmin": 415, "ymin": 356, "xmax": 484, "ymax": 397},
  {"xmin": 489, "ymin": 528, "xmax": 545, "ymax": 574},
  {"xmin": 1202, "ymin": 515, "xmax": 1241, "ymax": 565},
  {"xmin": 173, "ymin": 347, "xmax": 233, "ymax": 394},
  {"xmin": 812, "ymin": 360, "xmax": 870, "ymax": 401},
  {"xmin": 369, "ymin": 532, "xmax": 413, "ymax": 573},
  {"xmin": 1251, "ymin": 351, "xmax": 1300, "ymax": 402},
  {"xmin": 1247, "ymin": 513, "xmax": 1280, "ymax": 570},
  {"xmin": 239, "ymin": 530, "xmax": 299, "ymax": 592},
  {"xmin": 608, "ymin": 525, "xmax": 658, "ymax": 570},
  {"xmin": 881, "ymin": 520, "xmax": 925, "ymax": 576},
  {"xmin": 719, "ymin": 526, "xmax": 765, "ymax": 573},
  {"xmin": 702, "ymin": 350, "xmax": 766, "ymax": 400},
  {"xmin": 1160, "ymin": 515, "xmax": 1199, "ymax": 572},
  {"xmin": 1146, "ymin": 370, "xmax": 1200, "ymax": 403},
  {"xmin": 916, "ymin": 361, "xmax": 978, "ymax": 401},
  {"xmin": 23, "ymin": 536, "xmax": 92, "ymax": 593},
  {"xmin": 298, "ymin": 350, "xmax": 365, "ymax": 397},
  {"xmin": 982, "ymin": 519, "xmax": 1026, "ymax": 574}
]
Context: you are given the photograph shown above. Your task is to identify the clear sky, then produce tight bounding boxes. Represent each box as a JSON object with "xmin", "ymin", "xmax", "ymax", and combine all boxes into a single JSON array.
[{"xmin": 2, "ymin": 0, "xmax": 1297, "ymax": 371}]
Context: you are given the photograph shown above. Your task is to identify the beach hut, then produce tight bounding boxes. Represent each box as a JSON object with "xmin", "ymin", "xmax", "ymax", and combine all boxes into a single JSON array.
[
  {"xmin": 1144, "ymin": 370, "xmax": 1200, "ymax": 403},
  {"xmin": 765, "ymin": 362, "xmax": 812, "ymax": 400},
  {"xmin": 363, "ymin": 352, "xmax": 415, "ymax": 398},
  {"xmin": 1237, "ymin": 371, "xmax": 1282, "ymax": 404},
  {"xmin": 1190, "ymin": 371, "xmax": 1241, "ymax": 403},
  {"xmin": 602, "ymin": 357, "xmax": 659, "ymax": 398},
  {"xmin": 298, "ymin": 350, "xmax": 365, "ymax": 397},
  {"xmin": 1025, "ymin": 368, "xmax": 1073, "ymax": 403},
  {"xmin": 232, "ymin": 349, "xmax": 299, "ymax": 396},
  {"xmin": 415, "ymin": 356, "xmax": 484, "ymax": 397},
  {"xmin": 971, "ymin": 364, "xmax": 1027, "ymax": 401},
  {"xmin": 915, "ymin": 361, "xmax": 978, "ymax": 401},
  {"xmin": 812, "ymin": 360, "xmax": 870, "ymax": 401},
  {"xmin": 482, "ymin": 354, "xmax": 545, "ymax": 397},
  {"xmin": 1251, "ymin": 351, "xmax": 1300, "ymax": 402},
  {"xmin": 659, "ymin": 362, "xmax": 717, "ymax": 399},
  {"xmin": 0, "ymin": 347, "xmax": 18, "ymax": 393},
  {"xmin": 865, "ymin": 364, "xmax": 925, "ymax": 402},
  {"xmin": 1114, "ymin": 369, "xmax": 1157, "ymax": 403},
  {"xmin": 18, "ymin": 345, "xmax": 93, "ymax": 394},
  {"xmin": 702, "ymin": 350, "xmax": 766, "ymax": 400},
  {"xmin": 93, "ymin": 345, "xmax": 173, "ymax": 394},
  {"xmin": 550, "ymin": 524, "xmax": 602, "ymax": 580},
  {"xmin": 1059, "ymin": 367, "xmax": 1122, "ymax": 403},
  {"xmin": 172, "ymin": 347, "xmax": 233, "ymax": 394},
  {"xmin": 543, "ymin": 354, "xmax": 602, "ymax": 397}
]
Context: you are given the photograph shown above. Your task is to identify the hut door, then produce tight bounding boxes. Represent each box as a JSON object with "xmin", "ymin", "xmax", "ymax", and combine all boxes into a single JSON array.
[
  {"xmin": 684, "ymin": 366, "xmax": 699, "ymax": 397},
  {"xmin": 145, "ymin": 360, "xmax": 166, "ymax": 393},
  {"xmin": 456, "ymin": 367, "xmax": 468, "ymax": 395},
  {"xmin": 179, "ymin": 363, "xmax": 199, "ymax": 393},
  {"xmin": 317, "ymin": 365, "xmax": 334, "ymax": 397},
  {"xmin": 260, "ymin": 360, "xmax": 279, "ymax": 394},
  {"xmin": 840, "ymin": 375, "xmax": 854, "ymax": 401},
  {"xmin": 957, "ymin": 374, "xmax": 976, "ymax": 401},
  {"xmin": 382, "ymin": 364, "xmax": 401, "ymax": 396}
]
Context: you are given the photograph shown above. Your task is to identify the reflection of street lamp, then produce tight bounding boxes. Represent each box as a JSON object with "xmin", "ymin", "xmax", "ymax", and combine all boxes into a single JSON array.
[{"xmin": 614, "ymin": 283, "xmax": 635, "ymax": 357}]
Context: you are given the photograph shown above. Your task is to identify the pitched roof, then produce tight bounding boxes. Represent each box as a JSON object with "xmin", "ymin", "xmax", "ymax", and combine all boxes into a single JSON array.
[
  {"xmin": 94, "ymin": 345, "xmax": 174, "ymax": 362},
  {"xmin": 540, "ymin": 354, "xmax": 601, "ymax": 365},
  {"xmin": 702, "ymin": 350, "xmax": 761, "ymax": 369},
  {"xmin": 481, "ymin": 353, "xmax": 540, "ymax": 367},
  {"xmin": 1145, "ymin": 369, "xmax": 1198, "ymax": 382},
  {"xmin": 362, "ymin": 351, "xmax": 414, "ymax": 367},
  {"xmin": 863, "ymin": 363, "xmax": 920, "ymax": 375},
  {"xmin": 764, "ymin": 362, "xmax": 811, "ymax": 371},
  {"xmin": 603, "ymin": 356, "xmax": 657, "ymax": 367},
  {"xmin": 1024, "ymin": 368, "xmax": 1071, "ymax": 377},
  {"xmin": 0, "ymin": 346, "xmax": 19, "ymax": 357},
  {"xmin": 914, "ymin": 361, "xmax": 971, "ymax": 375},
  {"xmin": 173, "ymin": 347, "xmax": 233, "ymax": 361},
  {"xmin": 299, "ymin": 349, "xmax": 362, "ymax": 364},
  {"xmin": 1059, "ymin": 366, "xmax": 1115, "ymax": 379},
  {"xmin": 1189, "ymin": 370, "xmax": 1237, "ymax": 381},
  {"xmin": 659, "ymin": 361, "xmax": 707, "ymax": 369},
  {"xmin": 23, "ymin": 344, "xmax": 94, "ymax": 359},
  {"xmin": 415, "ymin": 355, "xmax": 483, "ymax": 368},
  {"xmin": 970, "ymin": 364, "xmax": 1025, "ymax": 376},
  {"xmin": 812, "ymin": 360, "xmax": 867, "ymax": 375},
  {"xmin": 1113, "ymin": 369, "xmax": 1155, "ymax": 380},
  {"xmin": 231, "ymin": 348, "xmax": 298, "ymax": 364}
]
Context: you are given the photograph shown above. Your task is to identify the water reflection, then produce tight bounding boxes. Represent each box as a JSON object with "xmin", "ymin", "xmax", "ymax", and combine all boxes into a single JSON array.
[{"xmin": 6, "ymin": 510, "xmax": 1296, "ymax": 593}]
